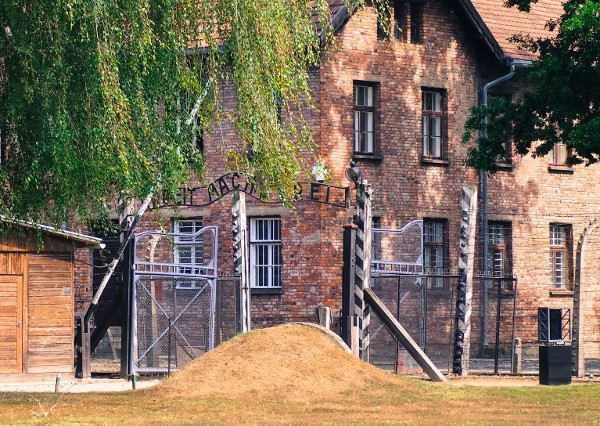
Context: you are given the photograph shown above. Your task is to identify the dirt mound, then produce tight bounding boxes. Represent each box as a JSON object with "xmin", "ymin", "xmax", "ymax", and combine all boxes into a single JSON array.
[{"xmin": 153, "ymin": 323, "xmax": 412, "ymax": 401}]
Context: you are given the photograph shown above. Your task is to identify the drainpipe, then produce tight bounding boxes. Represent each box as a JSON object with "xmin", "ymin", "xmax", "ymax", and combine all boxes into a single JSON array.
[{"xmin": 481, "ymin": 62, "xmax": 515, "ymax": 349}]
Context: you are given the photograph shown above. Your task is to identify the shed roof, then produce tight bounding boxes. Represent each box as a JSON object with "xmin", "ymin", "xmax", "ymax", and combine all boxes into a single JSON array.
[{"xmin": 1, "ymin": 216, "xmax": 102, "ymax": 247}]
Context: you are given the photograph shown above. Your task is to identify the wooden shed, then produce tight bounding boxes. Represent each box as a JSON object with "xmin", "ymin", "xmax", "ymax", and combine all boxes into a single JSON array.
[{"xmin": 0, "ymin": 221, "xmax": 100, "ymax": 375}]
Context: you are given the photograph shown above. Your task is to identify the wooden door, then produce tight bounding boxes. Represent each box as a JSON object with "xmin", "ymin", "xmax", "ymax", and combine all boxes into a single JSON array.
[{"xmin": 0, "ymin": 275, "xmax": 23, "ymax": 373}]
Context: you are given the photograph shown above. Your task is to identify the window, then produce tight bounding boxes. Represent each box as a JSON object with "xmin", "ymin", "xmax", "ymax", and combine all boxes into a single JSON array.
[
  {"xmin": 377, "ymin": 2, "xmax": 421, "ymax": 43},
  {"xmin": 173, "ymin": 218, "xmax": 205, "ymax": 288},
  {"xmin": 550, "ymin": 224, "xmax": 572, "ymax": 289},
  {"xmin": 353, "ymin": 83, "xmax": 376, "ymax": 154},
  {"xmin": 409, "ymin": 2, "xmax": 422, "ymax": 44},
  {"xmin": 376, "ymin": 4, "xmax": 392, "ymax": 39},
  {"xmin": 250, "ymin": 218, "xmax": 282, "ymax": 288},
  {"xmin": 486, "ymin": 222, "xmax": 512, "ymax": 277},
  {"xmin": 422, "ymin": 90, "xmax": 444, "ymax": 159},
  {"xmin": 550, "ymin": 143, "xmax": 570, "ymax": 166},
  {"xmin": 489, "ymin": 94, "xmax": 512, "ymax": 165},
  {"xmin": 194, "ymin": 118, "xmax": 204, "ymax": 155},
  {"xmin": 423, "ymin": 219, "xmax": 446, "ymax": 288},
  {"xmin": 393, "ymin": 2, "xmax": 406, "ymax": 41},
  {"xmin": 181, "ymin": 90, "xmax": 206, "ymax": 155}
]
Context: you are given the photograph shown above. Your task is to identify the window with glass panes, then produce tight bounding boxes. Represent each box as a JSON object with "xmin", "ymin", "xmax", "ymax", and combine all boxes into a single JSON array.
[
  {"xmin": 173, "ymin": 219, "xmax": 205, "ymax": 288},
  {"xmin": 550, "ymin": 143, "xmax": 570, "ymax": 166},
  {"xmin": 409, "ymin": 2, "xmax": 422, "ymax": 44},
  {"xmin": 377, "ymin": 2, "xmax": 421, "ymax": 43},
  {"xmin": 422, "ymin": 90, "xmax": 443, "ymax": 158},
  {"xmin": 250, "ymin": 218, "xmax": 282, "ymax": 288},
  {"xmin": 550, "ymin": 225, "xmax": 571, "ymax": 289},
  {"xmin": 423, "ymin": 219, "xmax": 445, "ymax": 287},
  {"xmin": 489, "ymin": 94, "xmax": 512, "ymax": 164},
  {"xmin": 487, "ymin": 222, "xmax": 511, "ymax": 277},
  {"xmin": 353, "ymin": 83, "xmax": 375, "ymax": 154}
]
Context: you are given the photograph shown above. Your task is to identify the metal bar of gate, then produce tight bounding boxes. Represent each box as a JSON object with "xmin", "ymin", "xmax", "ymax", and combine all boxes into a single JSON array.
[
  {"xmin": 129, "ymin": 274, "xmax": 138, "ymax": 375},
  {"xmin": 494, "ymin": 277, "xmax": 502, "ymax": 373},
  {"xmin": 510, "ymin": 277, "xmax": 518, "ymax": 373},
  {"xmin": 135, "ymin": 281, "xmax": 207, "ymax": 367}
]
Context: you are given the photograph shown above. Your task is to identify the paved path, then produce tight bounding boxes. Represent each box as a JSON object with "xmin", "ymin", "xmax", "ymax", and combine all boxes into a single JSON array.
[{"xmin": 0, "ymin": 377, "xmax": 160, "ymax": 393}]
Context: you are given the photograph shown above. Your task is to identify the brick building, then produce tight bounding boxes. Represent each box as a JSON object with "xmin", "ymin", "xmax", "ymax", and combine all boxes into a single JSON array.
[{"xmin": 79, "ymin": 0, "xmax": 600, "ymax": 375}]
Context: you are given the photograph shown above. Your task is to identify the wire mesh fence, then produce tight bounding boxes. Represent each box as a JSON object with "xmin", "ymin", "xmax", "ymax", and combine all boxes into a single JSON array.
[
  {"xmin": 131, "ymin": 276, "xmax": 238, "ymax": 373},
  {"xmin": 369, "ymin": 275, "xmax": 457, "ymax": 373},
  {"xmin": 469, "ymin": 276, "xmax": 518, "ymax": 374}
]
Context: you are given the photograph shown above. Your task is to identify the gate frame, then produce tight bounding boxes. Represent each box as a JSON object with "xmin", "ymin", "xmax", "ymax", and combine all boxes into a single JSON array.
[{"xmin": 129, "ymin": 226, "xmax": 218, "ymax": 374}]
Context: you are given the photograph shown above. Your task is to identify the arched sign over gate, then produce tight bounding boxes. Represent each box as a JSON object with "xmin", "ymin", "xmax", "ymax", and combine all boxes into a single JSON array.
[{"xmin": 148, "ymin": 172, "xmax": 352, "ymax": 209}]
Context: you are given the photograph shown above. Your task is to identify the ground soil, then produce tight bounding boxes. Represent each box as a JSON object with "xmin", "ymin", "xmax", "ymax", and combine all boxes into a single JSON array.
[{"xmin": 152, "ymin": 323, "xmax": 413, "ymax": 401}]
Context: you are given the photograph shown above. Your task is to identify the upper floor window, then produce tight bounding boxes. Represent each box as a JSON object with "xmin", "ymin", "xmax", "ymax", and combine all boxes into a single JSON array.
[
  {"xmin": 353, "ymin": 83, "xmax": 376, "ymax": 154},
  {"xmin": 422, "ymin": 89, "xmax": 445, "ymax": 159},
  {"xmin": 423, "ymin": 219, "xmax": 447, "ymax": 288},
  {"xmin": 550, "ymin": 143, "xmax": 570, "ymax": 166},
  {"xmin": 250, "ymin": 217, "xmax": 282, "ymax": 288},
  {"xmin": 181, "ymin": 91, "xmax": 205, "ymax": 155},
  {"xmin": 489, "ymin": 94, "xmax": 513, "ymax": 165},
  {"xmin": 550, "ymin": 224, "xmax": 572, "ymax": 289},
  {"xmin": 486, "ymin": 222, "xmax": 512, "ymax": 277},
  {"xmin": 409, "ymin": 2, "xmax": 422, "ymax": 44},
  {"xmin": 377, "ymin": 1, "xmax": 422, "ymax": 43},
  {"xmin": 194, "ymin": 118, "xmax": 204, "ymax": 155}
]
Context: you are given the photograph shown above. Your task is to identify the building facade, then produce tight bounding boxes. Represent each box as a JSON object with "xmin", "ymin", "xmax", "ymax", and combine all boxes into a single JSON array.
[{"xmin": 80, "ymin": 0, "xmax": 600, "ymax": 374}]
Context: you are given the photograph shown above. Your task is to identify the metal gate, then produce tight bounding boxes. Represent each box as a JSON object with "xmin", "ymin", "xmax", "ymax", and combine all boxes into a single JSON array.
[
  {"xmin": 369, "ymin": 220, "xmax": 458, "ymax": 373},
  {"xmin": 130, "ymin": 226, "xmax": 218, "ymax": 373},
  {"xmin": 369, "ymin": 220, "xmax": 423, "ymax": 371}
]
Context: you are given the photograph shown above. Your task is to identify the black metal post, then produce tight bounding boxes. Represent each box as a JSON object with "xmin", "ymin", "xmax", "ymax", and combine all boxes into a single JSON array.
[
  {"xmin": 396, "ymin": 277, "xmax": 401, "ymax": 373},
  {"xmin": 167, "ymin": 316, "xmax": 172, "ymax": 377},
  {"xmin": 120, "ymin": 239, "xmax": 133, "ymax": 379},
  {"xmin": 494, "ymin": 278, "xmax": 502, "ymax": 373},
  {"xmin": 448, "ymin": 282, "xmax": 455, "ymax": 372},
  {"xmin": 424, "ymin": 281, "xmax": 428, "ymax": 352},
  {"xmin": 510, "ymin": 278, "xmax": 518, "ymax": 373},
  {"xmin": 341, "ymin": 223, "xmax": 357, "ymax": 346}
]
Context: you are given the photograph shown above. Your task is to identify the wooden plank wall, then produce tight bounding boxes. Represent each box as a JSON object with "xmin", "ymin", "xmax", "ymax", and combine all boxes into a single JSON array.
[
  {"xmin": 0, "ymin": 276, "xmax": 23, "ymax": 373},
  {"xmin": 0, "ymin": 252, "xmax": 26, "ymax": 274},
  {"xmin": 27, "ymin": 253, "xmax": 74, "ymax": 373}
]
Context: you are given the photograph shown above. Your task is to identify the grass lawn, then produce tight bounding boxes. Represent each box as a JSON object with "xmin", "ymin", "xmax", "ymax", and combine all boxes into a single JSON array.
[{"xmin": 1, "ymin": 379, "xmax": 600, "ymax": 424}]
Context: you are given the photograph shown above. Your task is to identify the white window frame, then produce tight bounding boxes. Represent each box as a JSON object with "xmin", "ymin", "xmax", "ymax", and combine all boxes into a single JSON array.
[
  {"xmin": 550, "ymin": 225, "xmax": 569, "ymax": 289},
  {"xmin": 487, "ymin": 223, "xmax": 506, "ymax": 277},
  {"xmin": 353, "ymin": 83, "xmax": 375, "ymax": 154},
  {"xmin": 173, "ymin": 218, "xmax": 205, "ymax": 289},
  {"xmin": 550, "ymin": 143, "xmax": 569, "ymax": 166},
  {"xmin": 422, "ymin": 90, "xmax": 443, "ymax": 159},
  {"xmin": 249, "ymin": 217, "xmax": 282, "ymax": 288}
]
